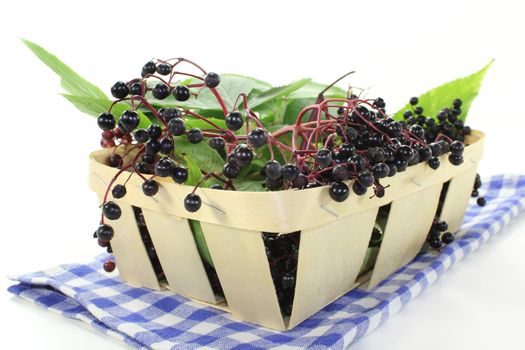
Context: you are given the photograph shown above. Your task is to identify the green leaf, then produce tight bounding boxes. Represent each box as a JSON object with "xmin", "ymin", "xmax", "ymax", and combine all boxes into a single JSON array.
[
  {"xmin": 249, "ymin": 79, "xmax": 311, "ymax": 109},
  {"xmin": 22, "ymin": 39, "xmax": 107, "ymax": 99},
  {"xmin": 188, "ymin": 220, "xmax": 214, "ymax": 267},
  {"xmin": 233, "ymin": 179, "xmax": 266, "ymax": 192},
  {"xmin": 290, "ymin": 81, "xmax": 347, "ymax": 99},
  {"xmin": 174, "ymin": 139, "xmax": 224, "ymax": 174},
  {"xmin": 150, "ymin": 74, "xmax": 273, "ymax": 111},
  {"xmin": 183, "ymin": 154, "xmax": 203, "ymax": 186},
  {"xmin": 283, "ymin": 98, "xmax": 316, "ymax": 125},
  {"xmin": 183, "ymin": 116, "xmax": 227, "ymax": 130},
  {"xmin": 61, "ymin": 94, "xmax": 151, "ymax": 129},
  {"xmin": 393, "ymin": 60, "xmax": 493, "ymax": 121}
]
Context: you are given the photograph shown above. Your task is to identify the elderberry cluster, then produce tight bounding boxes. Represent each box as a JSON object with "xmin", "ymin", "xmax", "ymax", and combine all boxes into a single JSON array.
[
  {"xmin": 426, "ymin": 219, "xmax": 454, "ymax": 250},
  {"xmin": 92, "ymin": 57, "xmax": 477, "ymax": 272},
  {"xmin": 262, "ymin": 232, "xmax": 300, "ymax": 316}
]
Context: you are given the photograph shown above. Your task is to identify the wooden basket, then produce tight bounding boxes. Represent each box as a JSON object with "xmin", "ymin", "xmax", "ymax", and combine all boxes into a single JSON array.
[{"xmin": 88, "ymin": 131, "xmax": 484, "ymax": 330}]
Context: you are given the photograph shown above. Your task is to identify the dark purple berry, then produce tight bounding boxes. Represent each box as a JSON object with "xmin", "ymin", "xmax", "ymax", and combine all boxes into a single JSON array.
[
  {"xmin": 209, "ymin": 137, "xmax": 225, "ymax": 150},
  {"xmin": 152, "ymin": 83, "xmax": 170, "ymax": 100},
  {"xmin": 225, "ymin": 111, "xmax": 243, "ymax": 131},
  {"xmin": 329, "ymin": 182, "xmax": 350, "ymax": 202},
  {"xmin": 133, "ymin": 128, "xmax": 150, "ymax": 143},
  {"xmin": 428, "ymin": 157, "xmax": 440, "ymax": 170},
  {"xmin": 264, "ymin": 160, "xmax": 282, "ymax": 180},
  {"xmin": 372, "ymin": 163, "xmax": 389, "ymax": 179},
  {"xmin": 184, "ymin": 193, "xmax": 201, "ymax": 212},
  {"xmin": 450, "ymin": 141, "xmax": 464, "ymax": 156},
  {"xmin": 168, "ymin": 118, "xmax": 186, "ymax": 136},
  {"xmin": 111, "ymin": 81, "xmax": 129, "ymax": 99},
  {"xmin": 155, "ymin": 157, "xmax": 174, "ymax": 177},
  {"xmin": 187, "ymin": 128, "xmax": 203, "ymax": 144},
  {"xmin": 477, "ymin": 197, "xmax": 486, "ymax": 207},
  {"xmin": 156, "ymin": 63, "xmax": 171, "ymax": 75},
  {"xmin": 119, "ymin": 110, "xmax": 140, "ymax": 132},
  {"xmin": 108, "ymin": 154, "xmax": 122, "ymax": 168},
  {"xmin": 130, "ymin": 83, "xmax": 143, "ymax": 96},
  {"xmin": 97, "ymin": 112, "xmax": 115, "ymax": 131},
  {"xmin": 316, "ymin": 149, "xmax": 332, "ymax": 168},
  {"xmin": 161, "ymin": 108, "xmax": 180, "ymax": 123},
  {"xmin": 141, "ymin": 61, "xmax": 156, "ymax": 77},
  {"xmin": 234, "ymin": 144, "xmax": 253, "ymax": 166},
  {"xmin": 223, "ymin": 163, "xmax": 240, "ymax": 179},
  {"xmin": 103, "ymin": 201, "xmax": 121, "ymax": 220},
  {"xmin": 282, "ymin": 164, "xmax": 299, "ymax": 181},
  {"xmin": 142, "ymin": 179, "xmax": 159, "ymax": 196},
  {"xmin": 352, "ymin": 181, "xmax": 367, "ymax": 195},
  {"xmin": 97, "ymin": 224, "xmax": 114, "ymax": 241},
  {"xmin": 173, "ymin": 85, "xmax": 190, "ymax": 101},
  {"xmin": 172, "ymin": 167, "xmax": 188, "ymax": 184},
  {"xmin": 448, "ymin": 154, "xmax": 464, "ymax": 166},
  {"xmin": 148, "ymin": 124, "xmax": 162, "ymax": 139},
  {"xmin": 442, "ymin": 232, "xmax": 454, "ymax": 244},
  {"xmin": 160, "ymin": 137, "xmax": 174, "ymax": 154},
  {"xmin": 204, "ymin": 72, "xmax": 220, "ymax": 88},
  {"xmin": 409, "ymin": 96, "xmax": 419, "ymax": 105},
  {"xmin": 112, "ymin": 185, "xmax": 126, "ymax": 199},
  {"xmin": 248, "ymin": 128, "xmax": 268, "ymax": 148},
  {"xmin": 357, "ymin": 171, "xmax": 374, "ymax": 187},
  {"xmin": 332, "ymin": 165, "xmax": 349, "ymax": 181}
]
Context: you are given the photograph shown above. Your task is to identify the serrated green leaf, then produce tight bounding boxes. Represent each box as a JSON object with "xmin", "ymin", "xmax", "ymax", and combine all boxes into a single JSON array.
[
  {"xmin": 61, "ymin": 94, "xmax": 151, "ymax": 129},
  {"xmin": 188, "ymin": 220, "xmax": 214, "ymax": 267},
  {"xmin": 174, "ymin": 139, "xmax": 224, "ymax": 174},
  {"xmin": 393, "ymin": 60, "xmax": 493, "ymax": 121},
  {"xmin": 22, "ymin": 39, "xmax": 107, "ymax": 99},
  {"xmin": 183, "ymin": 154, "xmax": 203, "ymax": 186},
  {"xmin": 249, "ymin": 79, "xmax": 311, "ymax": 109}
]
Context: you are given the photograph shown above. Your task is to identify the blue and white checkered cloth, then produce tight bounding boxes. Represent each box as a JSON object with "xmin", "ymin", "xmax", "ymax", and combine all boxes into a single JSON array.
[{"xmin": 7, "ymin": 174, "xmax": 525, "ymax": 349}]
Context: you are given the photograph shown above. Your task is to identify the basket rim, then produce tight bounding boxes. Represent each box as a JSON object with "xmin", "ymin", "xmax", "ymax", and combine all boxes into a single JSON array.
[{"xmin": 89, "ymin": 130, "xmax": 484, "ymax": 232}]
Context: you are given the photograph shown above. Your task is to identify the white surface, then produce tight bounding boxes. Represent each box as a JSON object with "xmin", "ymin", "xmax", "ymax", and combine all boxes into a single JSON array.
[{"xmin": 1, "ymin": 0, "xmax": 525, "ymax": 349}]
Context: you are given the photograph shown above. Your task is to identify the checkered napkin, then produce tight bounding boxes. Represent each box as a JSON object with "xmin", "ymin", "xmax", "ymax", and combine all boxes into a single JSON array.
[{"xmin": 7, "ymin": 175, "xmax": 525, "ymax": 350}]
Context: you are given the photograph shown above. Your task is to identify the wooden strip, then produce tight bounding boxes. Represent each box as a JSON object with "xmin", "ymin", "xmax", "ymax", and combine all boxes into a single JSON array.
[
  {"xmin": 439, "ymin": 164, "xmax": 479, "ymax": 233},
  {"xmin": 140, "ymin": 209, "xmax": 219, "ymax": 303},
  {"xmin": 200, "ymin": 223, "xmax": 286, "ymax": 330},
  {"xmin": 368, "ymin": 183, "xmax": 442, "ymax": 289},
  {"xmin": 89, "ymin": 131, "xmax": 485, "ymax": 233},
  {"xmin": 288, "ymin": 208, "xmax": 378, "ymax": 329},
  {"xmin": 102, "ymin": 201, "xmax": 161, "ymax": 290}
]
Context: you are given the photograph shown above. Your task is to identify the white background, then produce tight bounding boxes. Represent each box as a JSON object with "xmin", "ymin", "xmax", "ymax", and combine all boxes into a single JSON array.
[{"xmin": 1, "ymin": 0, "xmax": 525, "ymax": 349}]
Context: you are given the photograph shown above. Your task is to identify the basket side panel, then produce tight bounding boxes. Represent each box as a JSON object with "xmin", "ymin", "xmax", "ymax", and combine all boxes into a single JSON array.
[
  {"xmin": 439, "ymin": 164, "xmax": 479, "ymax": 233},
  {"xmin": 200, "ymin": 223, "xmax": 286, "ymax": 330},
  {"xmin": 105, "ymin": 201, "xmax": 161, "ymax": 290},
  {"xmin": 141, "ymin": 209, "xmax": 218, "ymax": 303},
  {"xmin": 288, "ymin": 208, "xmax": 378, "ymax": 329},
  {"xmin": 368, "ymin": 183, "xmax": 442, "ymax": 289}
]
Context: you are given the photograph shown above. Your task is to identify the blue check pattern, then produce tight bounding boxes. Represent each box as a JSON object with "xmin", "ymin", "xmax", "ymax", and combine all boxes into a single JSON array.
[{"xmin": 8, "ymin": 174, "xmax": 525, "ymax": 349}]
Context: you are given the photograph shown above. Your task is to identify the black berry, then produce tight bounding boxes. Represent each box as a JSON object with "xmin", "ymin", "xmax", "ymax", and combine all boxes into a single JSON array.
[
  {"xmin": 172, "ymin": 167, "xmax": 188, "ymax": 184},
  {"xmin": 111, "ymin": 81, "xmax": 129, "ymax": 99},
  {"xmin": 97, "ymin": 112, "xmax": 115, "ymax": 131},
  {"xmin": 329, "ymin": 182, "xmax": 350, "ymax": 202},
  {"xmin": 204, "ymin": 72, "xmax": 220, "ymax": 88},
  {"xmin": 103, "ymin": 201, "xmax": 121, "ymax": 220},
  {"xmin": 187, "ymin": 128, "xmax": 203, "ymax": 144},
  {"xmin": 152, "ymin": 83, "xmax": 170, "ymax": 100},
  {"xmin": 173, "ymin": 85, "xmax": 190, "ymax": 101},
  {"xmin": 226, "ymin": 111, "xmax": 243, "ymax": 131},
  {"xmin": 184, "ymin": 193, "xmax": 202, "ymax": 212},
  {"xmin": 97, "ymin": 224, "xmax": 114, "ymax": 241},
  {"xmin": 142, "ymin": 179, "xmax": 159, "ymax": 196},
  {"xmin": 112, "ymin": 185, "xmax": 127, "ymax": 199}
]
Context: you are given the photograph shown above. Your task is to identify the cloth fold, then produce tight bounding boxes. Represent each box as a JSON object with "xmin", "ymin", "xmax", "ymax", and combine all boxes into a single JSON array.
[{"xmin": 8, "ymin": 175, "xmax": 525, "ymax": 350}]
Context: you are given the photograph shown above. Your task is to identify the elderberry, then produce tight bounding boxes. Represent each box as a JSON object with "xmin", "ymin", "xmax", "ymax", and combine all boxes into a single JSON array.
[
  {"xmin": 103, "ymin": 201, "xmax": 121, "ymax": 220},
  {"xmin": 187, "ymin": 128, "xmax": 203, "ymax": 144},
  {"xmin": 119, "ymin": 110, "xmax": 140, "ymax": 132},
  {"xmin": 152, "ymin": 83, "xmax": 170, "ymax": 100},
  {"xmin": 315, "ymin": 149, "xmax": 332, "ymax": 168},
  {"xmin": 329, "ymin": 182, "xmax": 350, "ymax": 202},
  {"xmin": 97, "ymin": 112, "xmax": 115, "ymax": 131},
  {"xmin": 209, "ymin": 137, "xmax": 225, "ymax": 150},
  {"xmin": 112, "ymin": 185, "xmax": 126, "ymax": 199},
  {"xmin": 141, "ymin": 61, "xmax": 156, "ymax": 77},
  {"xmin": 173, "ymin": 85, "xmax": 190, "ymax": 101},
  {"xmin": 97, "ymin": 224, "xmax": 114, "ymax": 241},
  {"xmin": 264, "ymin": 160, "xmax": 282, "ymax": 180},
  {"xmin": 156, "ymin": 63, "xmax": 171, "ymax": 75},
  {"xmin": 281, "ymin": 164, "xmax": 299, "ymax": 181},
  {"xmin": 172, "ymin": 167, "xmax": 188, "ymax": 184},
  {"xmin": 204, "ymin": 72, "xmax": 220, "ymax": 88},
  {"xmin": 184, "ymin": 193, "xmax": 202, "ymax": 212},
  {"xmin": 111, "ymin": 81, "xmax": 129, "ymax": 99},
  {"xmin": 248, "ymin": 128, "xmax": 268, "ymax": 148},
  {"xmin": 168, "ymin": 118, "xmax": 186, "ymax": 136},
  {"xmin": 142, "ymin": 179, "xmax": 159, "ymax": 196},
  {"xmin": 155, "ymin": 157, "xmax": 174, "ymax": 177},
  {"xmin": 133, "ymin": 128, "xmax": 150, "ymax": 143},
  {"xmin": 226, "ymin": 111, "xmax": 243, "ymax": 131},
  {"xmin": 234, "ymin": 144, "xmax": 253, "ymax": 166}
]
